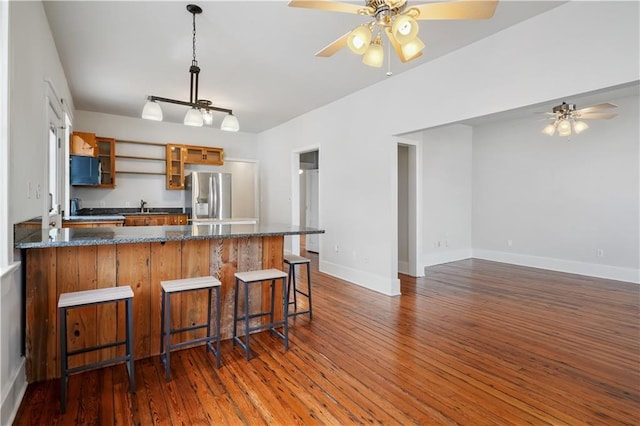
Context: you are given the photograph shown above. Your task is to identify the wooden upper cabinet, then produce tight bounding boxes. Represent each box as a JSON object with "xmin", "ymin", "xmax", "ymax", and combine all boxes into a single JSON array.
[
  {"xmin": 183, "ymin": 145, "xmax": 223, "ymax": 165},
  {"xmin": 70, "ymin": 132, "xmax": 97, "ymax": 157},
  {"xmin": 166, "ymin": 144, "xmax": 185, "ymax": 190},
  {"xmin": 96, "ymin": 137, "xmax": 116, "ymax": 188}
]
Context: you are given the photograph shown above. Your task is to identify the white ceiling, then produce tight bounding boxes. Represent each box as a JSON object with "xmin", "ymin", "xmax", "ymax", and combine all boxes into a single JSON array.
[{"xmin": 43, "ymin": 1, "xmax": 567, "ymax": 133}]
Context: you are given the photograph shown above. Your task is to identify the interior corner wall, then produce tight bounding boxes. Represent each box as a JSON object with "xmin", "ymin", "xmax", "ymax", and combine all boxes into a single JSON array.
[
  {"xmin": 420, "ymin": 125, "xmax": 473, "ymax": 268},
  {"xmin": 472, "ymin": 93, "xmax": 640, "ymax": 283},
  {"xmin": 257, "ymin": 1, "xmax": 639, "ymax": 295}
]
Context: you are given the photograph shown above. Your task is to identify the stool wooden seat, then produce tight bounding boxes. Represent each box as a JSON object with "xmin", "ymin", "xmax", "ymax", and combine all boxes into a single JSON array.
[
  {"xmin": 58, "ymin": 286, "xmax": 135, "ymax": 413},
  {"xmin": 233, "ymin": 269, "xmax": 289, "ymax": 360},
  {"xmin": 284, "ymin": 254, "xmax": 313, "ymax": 319},
  {"xmin": 160, "ymin": 276, "xmax": 222, "ymax": 381}
]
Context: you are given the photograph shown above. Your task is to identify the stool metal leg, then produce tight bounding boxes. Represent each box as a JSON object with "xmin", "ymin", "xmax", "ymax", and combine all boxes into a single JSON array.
[
  {"xmin": 233, "ymin": 278, "xmax": 239, "ymax": 343},
  {"xmin": 243, "ymin": 281, "xmax": 251, "ymax": 360},
  {"xmin": 126, "ymin": 297, "xmax": 136, "ymax": 392},
  {"xmin": 163, "ymin": 292, "xmax": 171, "ymax": 382},
  {"xmin": 282, "ymin": 277, "xmax": 289, "ymax": 350},
  {"xmin": 213, "ymin": 287, "xmax": 221, "ymax": 367},
  {"xmin": 59, "ymin": 306, "xmax": 68, "ymax": 413},
  {"xmin": 306, "ymin": 263, "xmax": 313, "ymax": 320}
]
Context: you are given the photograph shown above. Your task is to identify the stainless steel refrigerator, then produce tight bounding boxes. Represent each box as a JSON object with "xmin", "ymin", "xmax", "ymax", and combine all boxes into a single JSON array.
[{"xmin": 185, "ymin": 172, "xmax": 232, "ymax": 220}]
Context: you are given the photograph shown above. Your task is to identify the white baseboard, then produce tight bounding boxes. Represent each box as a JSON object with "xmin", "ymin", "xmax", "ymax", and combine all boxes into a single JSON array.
[
  {"xmin": 319, "ymin": 259, "xmax": 401, "ymax": 296},
  {"xmin": 422, "ymin": 249, "xmax": 472, "ymax": 268},
  {"xmin": 1, "ymin": 358, "xmax": 26, "ymax": 426},
  {"xmin": 472, "ymin": 249, "xmax": 640, "ymax": 284},
  {"xmin": 398, "ymin": 260, "xmax": 409, "ymax": 275}
]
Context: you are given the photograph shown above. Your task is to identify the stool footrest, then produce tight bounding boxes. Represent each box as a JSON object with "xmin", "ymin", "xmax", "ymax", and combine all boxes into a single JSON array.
[
  {"xmin": 169, "ymin": 323, "xmax": 208, "ymax": 335},
  {"xmin": 65, "ymin": 354, "xmax": 133, "ymax": 376},
  {"xmin": 67, "ymin": 339, "xmax": 128, "ymax": 357},
  {"xmin": 164, "ymin": 334, "xmax": 220, "ymax": 352}
]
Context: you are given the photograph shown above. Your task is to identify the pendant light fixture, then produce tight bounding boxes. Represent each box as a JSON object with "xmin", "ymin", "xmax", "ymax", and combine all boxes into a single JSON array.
[{"xmin": 141, "ymin": 4, "xmax": 239, "ymax": 131}]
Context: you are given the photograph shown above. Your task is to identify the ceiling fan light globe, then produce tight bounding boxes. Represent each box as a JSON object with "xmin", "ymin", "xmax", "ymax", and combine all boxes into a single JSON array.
[
  {"xmin": 347, "ymin": 25, "xmax": 372, "ymax": 55},
  {"xmin": 557, "ymin": 119, "xmax": 572, "ymax": 136},
  {"xmin": 542, "ymin": 123, "xmax": 556, "ymax": 136},
  {"xmin": 221, "ymin": 113, "xmax": 240, "ymax": 132},
  {"xmin": 392, "ymin": 15, "xmax": 418, "ymax": 44},
  {"xmin": 400, "ymin": 37, "xmax": 425, "ymax": 61},
  {"xmin": 142, "ymin": 100, "xmax": 163, "ymax": 121},
  {"xmin": 573, "ymin": 120, "xmax": 589, "ymax": 134},
  {"xmin": 184, "ymin": 108, "xmax": 204, "ymax": 127},
  {"xmin": 362, "ymin": 42, "xmax": 384, "ymax": 67}
]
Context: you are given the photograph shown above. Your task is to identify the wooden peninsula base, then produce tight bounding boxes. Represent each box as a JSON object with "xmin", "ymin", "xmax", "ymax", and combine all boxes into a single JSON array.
[{"xmin": 25, "ymin": 236, "xmax": 284, "ymax": 383}]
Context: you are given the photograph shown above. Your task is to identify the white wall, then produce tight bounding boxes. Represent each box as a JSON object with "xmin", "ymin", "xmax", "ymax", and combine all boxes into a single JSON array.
[
  {"xmin": 257, "ymin": 1, "xmax": 639, "ymax": 295},
  {"xmin": 4, "ymin": 1, "xmax": 75, "ymax": 422},
  {"xmin": 421, "ymin": 125, "xmax": 473, "ymax": 267},
  {"xmin": 472, "ymin": 93, "xmax": 640, "ymax": 282},
  {"xmin": 72, "ymin": 110, "xmax": 260, "ymax": 211}
]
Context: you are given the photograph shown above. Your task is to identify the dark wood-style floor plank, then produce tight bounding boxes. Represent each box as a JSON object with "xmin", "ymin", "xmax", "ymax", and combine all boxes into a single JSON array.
[{"xmin": 13, "ymin": 256, "xmax": 640, "ymax": 425}]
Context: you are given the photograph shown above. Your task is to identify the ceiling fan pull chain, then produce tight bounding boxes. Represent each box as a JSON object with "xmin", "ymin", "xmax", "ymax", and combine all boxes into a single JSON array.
[{"xmin": 386, "ymin": 40, "xmax": 393, "ymax": 76}]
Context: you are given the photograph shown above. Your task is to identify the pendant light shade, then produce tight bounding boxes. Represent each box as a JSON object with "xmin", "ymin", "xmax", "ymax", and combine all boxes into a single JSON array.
[
  {"xmin": 184, "ymin": 108, "xmax": 204, "ymax": 127},
  {"xmin": 347, "ymin": 25, "xmax": 372, "ymax": 55},
  {"xmin": 141, "ymin": 100, "xmax": 163, "ymax": 121},
  {"xmin": 220, "ymin": 113, "xmax": 240, "ymax": 132},
  {"xmin": 542, "ymin": 123, "xmax": 556, "ymax": 136},
  {"xmin": 362, "ymin": 36, "xmax": 384, "ymax": 68},
  {"xmin": 557, "ymin": 119, "xmax": 572, "ymax": 137},
  {"xmin": 391, "ymin": 15, "xmax": 418, "ymax": 45}
]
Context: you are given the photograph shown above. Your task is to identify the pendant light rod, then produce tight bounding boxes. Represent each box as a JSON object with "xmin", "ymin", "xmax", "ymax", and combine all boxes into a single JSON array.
[{"xmin": 146, "ymin": 96, "xmax": 232, "ymax": 115}]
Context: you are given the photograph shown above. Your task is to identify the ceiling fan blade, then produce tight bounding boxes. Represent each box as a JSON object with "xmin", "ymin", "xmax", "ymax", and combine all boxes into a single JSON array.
[
  {"xmin": 578, "ymin": 112, "xmax": 618, "ymax": 120},
  {"xmin": 410, "ymin": 0, "xmax": 498, "ymax": 20},
  {"xmin": 288, "ymin": 0, "xmax": 372, "ymax": 15},
  {"xmin": 385, "ymin": 27, "xmax": 409, "ymax": 62},
  {"xmin": 575, "ymin": 102, "xmax": 618, "ymax": 115},
  {"xmin": 315, "ymin": 32, "xmax": 350, "ymax": 57}
]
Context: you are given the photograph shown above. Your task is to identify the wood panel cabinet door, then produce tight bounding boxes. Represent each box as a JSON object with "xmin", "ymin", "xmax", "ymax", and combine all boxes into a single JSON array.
[
  {"xmin": 166, "ymin": 214, "xmax": 188, "ymax": 225},
  {"xmin": 70, "ymin": 132, "xmax": 97, "ymax": 157},
  {"xmin": 96, "ymin": 137, "xmax": 116, "ymax": 188},
  {"xmin": 184, "ymin": 145, "xmax": 223, "ymax": 165},
  {"xmin": 166, "ymin": 144, "xmax": 185, "ymax": 190},
  {"xmin": 124, "ymin": 216, "xmax": 149, "ymax": 226}
]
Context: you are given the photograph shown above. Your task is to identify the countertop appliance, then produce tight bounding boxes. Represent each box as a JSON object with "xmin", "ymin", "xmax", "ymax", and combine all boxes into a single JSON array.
[{"xmin": 185, "ymin": 172, "xmax": 232, "ymax": 220}]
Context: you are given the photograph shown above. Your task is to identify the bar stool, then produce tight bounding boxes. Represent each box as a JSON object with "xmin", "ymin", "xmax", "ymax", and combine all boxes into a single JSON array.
[
  {"xmin": 284, "ymin": 254, "xmax": 313, "ymax": 319},
  {"xmin": 233, "ymin": 269, "xmax": 289, "ymax": 360},
  {"xmin": 160, "ymin": 276, "xmax": 222, "ymax": 382},
  {"xmin": 58, "ymin": 286, "xmax": 135, "ymax": 413}
]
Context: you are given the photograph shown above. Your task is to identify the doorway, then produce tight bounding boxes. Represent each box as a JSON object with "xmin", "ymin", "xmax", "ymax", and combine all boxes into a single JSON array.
[
  {"xmin": 397, "ymin": 141, "xmax": 420, "ymax": 276},
  {"xmin": 299, "ymin": 150, "xmax": 319, "ymax": 253}
]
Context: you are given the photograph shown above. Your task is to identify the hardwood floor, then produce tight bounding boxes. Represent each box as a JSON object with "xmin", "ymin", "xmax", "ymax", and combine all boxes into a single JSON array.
[{"xmin": 14, "ymin": 257, "xmax": 639, "ymax": 425}]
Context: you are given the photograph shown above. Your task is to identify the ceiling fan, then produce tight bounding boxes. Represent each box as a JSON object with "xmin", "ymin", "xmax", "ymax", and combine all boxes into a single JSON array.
[
  {"xmin": 541, "ymin": 102, "xmax": 618, "ymax": 137},
  {"xmin": 288, "ymin": 0, "xmax": 499, "ymax": 68}
]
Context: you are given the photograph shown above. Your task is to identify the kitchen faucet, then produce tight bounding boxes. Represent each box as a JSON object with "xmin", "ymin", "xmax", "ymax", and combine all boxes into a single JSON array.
[{"xmin": 140, "ymin": 199, "xmax": 148, "ymax": 213}]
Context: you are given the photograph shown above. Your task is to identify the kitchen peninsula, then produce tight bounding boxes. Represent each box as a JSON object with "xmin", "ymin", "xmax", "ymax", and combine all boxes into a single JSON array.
[{"xmin": 15, "ymin": 222, "xmax": 323, "ymax": 383}]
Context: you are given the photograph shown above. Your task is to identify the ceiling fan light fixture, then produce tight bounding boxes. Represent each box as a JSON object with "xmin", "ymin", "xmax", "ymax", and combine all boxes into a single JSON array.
[
  {"xmin": 392, "ymin": 14, "xmax": 418, "ymax": 44},
  {"xmin": 221, "ymin": 113, "xmax": 240, "ymax": 132},
  {"xmin": 400, "ymin": 36, "xmax": 425, "ymax": 61},
  {"xmin": 141, "ymin": 99, "xmax": 163, "ymax": 121},
  {"xmin": 184, "ymin": 108, "xmax": 204, "ymax": 127},
  {"xmin": 573, "ymin": 120, "xmax": 589, "ymax": 134},
  {"xmin": 347, "ymin": 25, "xmax": 372, "ymax": 55},
  {"xmin": 362, "ymin": 36, "xmax": 384, "ymax": 68}
]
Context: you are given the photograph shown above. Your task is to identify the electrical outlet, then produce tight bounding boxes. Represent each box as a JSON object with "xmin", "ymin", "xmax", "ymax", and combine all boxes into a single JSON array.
[
  {"xmin": 125, "ymin": 201, "xmax": 130, "ymax": 207},
  {"xmin": 596, "ymin": 249, "xmax": 604, "ymax": 257},
  {"xmin": 507, "ymin": 239, "xmax": 513, "ymax": 247},
  {"xmin": 99, "ymin": 201, "xmax": 106, "ymax": 207},
  {"xmin": 334, "ymin": 244, "xmax": 339, "ymax": 253}
]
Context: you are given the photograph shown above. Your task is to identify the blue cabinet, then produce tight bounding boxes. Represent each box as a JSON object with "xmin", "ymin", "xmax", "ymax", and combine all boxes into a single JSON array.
[{"xmin": 70, "ymin": 155, "xmax": 100, "ymax": 186}]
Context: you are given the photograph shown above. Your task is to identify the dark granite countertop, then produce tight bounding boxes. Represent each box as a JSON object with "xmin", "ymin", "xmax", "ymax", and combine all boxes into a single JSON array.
[{"xmin": 15, "ymin": 223, "xmax": 324, "ymax": 249}]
